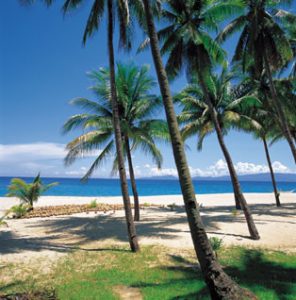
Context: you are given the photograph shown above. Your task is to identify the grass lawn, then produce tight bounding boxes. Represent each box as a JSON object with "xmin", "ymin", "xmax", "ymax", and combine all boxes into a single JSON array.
[{"xmin": 1, "ymin": 246, "xmax": 295, "ymax": 299}]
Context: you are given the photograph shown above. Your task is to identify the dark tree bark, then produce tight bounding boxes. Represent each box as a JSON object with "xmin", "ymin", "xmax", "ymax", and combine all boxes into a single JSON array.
[
  {"xmin": 107, "ymin": 0, "xmax": 139, "ymax": 252},
  {"xmin": 263, "ymin": 137, "xmax": 281, "ymax": 207},
  {"xmin": 125, "ymin": 135, "xmax": 140, "ymax": 221},
  {"xmin": 197, "ymin": 71, "xmax": 260, "ymax": 240},
  {"xmin": 142, "ymin": 1, "xmax": 257, "ymax": 298},
  {"xmin": 263, "ymin": 48, "xmax": 296, "ymax": 163},
  {"xmin": 234, "ymin": 194, "xmax": 241, "ymax": 210}
]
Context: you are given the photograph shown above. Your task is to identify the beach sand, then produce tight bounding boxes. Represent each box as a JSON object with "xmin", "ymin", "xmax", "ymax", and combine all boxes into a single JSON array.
[{"xmin": 0, "ymin": 193, "xmax": 295, "ymax": 265}]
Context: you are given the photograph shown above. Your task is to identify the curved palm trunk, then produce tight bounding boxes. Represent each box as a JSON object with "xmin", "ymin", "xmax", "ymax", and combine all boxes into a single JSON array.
[
  {"xmin": 263, "ymin": 48, "xmax": 296, "ymax": 163},
  {"xmin": 197, "ymin": 72, "xmax": 260, "ymax": 241},
  {"xmin": 142, "ymin": 1, "xmax": 256, "ymax": 299},
  {"xmin": 262, "ymin": 137, "xmax": 281, "ymax": 207},
  {"xmin": 125, "ymin": 135, "xmax": 140, "ymax": 221},
  {"xmin": 107, "ymin": 0, "xmax": 139, "ymax": 252}
]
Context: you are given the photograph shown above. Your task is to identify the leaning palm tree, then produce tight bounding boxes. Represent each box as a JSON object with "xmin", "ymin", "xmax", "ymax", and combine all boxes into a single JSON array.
[
  {"xmin": 141, "ymin": 0, "xmax": 255, "ymax": 298},
  {"xmin": 176, "ymin": 69, "xmax": 262, "ymax": 211},
  {"xmin": 218, "ymin": 0, "xmax": 296, "ymax": 163},
  {"xmin": 231, "ymin": 91, "xmax": 283, "ymax": 207},
  {"xmin": 154, "ymin": 0, "xmax": 259, "ymax": 240},
  {"xmin": 63, "ymin": 63, "xmax": 167, "ymax": 221}
]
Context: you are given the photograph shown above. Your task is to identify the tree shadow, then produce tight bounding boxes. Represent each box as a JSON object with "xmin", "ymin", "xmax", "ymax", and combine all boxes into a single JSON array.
[
  {"xmin": 224, "ymin": 248, "xmax": 296, "ymax": 299},
  {"xmin": 131, "ymin": 249, "xmax": 296, "ymax": 299},
  {"xmin": 1, "ymin": 201, "xmax": 295, "ymax": 257},
  {"xmin": 0, "ymin": 211, "xmax": 190, "ymax": 255}
]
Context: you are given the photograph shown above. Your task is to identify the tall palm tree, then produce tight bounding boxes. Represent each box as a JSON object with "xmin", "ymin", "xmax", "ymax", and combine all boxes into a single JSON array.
[
  {"xmin": 176, "ymin": 69, "xmax": 262, "ymax": 211},
  {"xmin": 230, "ymin": 91, "xmax": 283, "ymax": 207},
  {"xmin": 63, "ymin": 63, "xmax": 167, "ymax": 221},
  {"xmin": 51, "ymin": 0, "xmax": 139, "ymax": 252},
  {"xmin": 218, "ymin": 0, "xmax": 296, "ymax": 163},
  {"xmin": 154, "ymin": 0, "xmax": 259, "ymax": 240},
  {"xmin": 141, "ymin": 0, "xmax": 255, "ymax": 298}
]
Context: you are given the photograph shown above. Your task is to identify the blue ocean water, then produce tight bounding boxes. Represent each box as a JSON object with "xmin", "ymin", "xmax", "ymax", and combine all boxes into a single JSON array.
[{"xmin": 0, "ymin": 176, "xmax": 295, "ymax": 197}]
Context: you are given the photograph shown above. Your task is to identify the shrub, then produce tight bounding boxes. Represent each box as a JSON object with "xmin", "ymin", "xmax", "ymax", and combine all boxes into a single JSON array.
[
  {"xmin": 9, "ymin": 204, "xmax": 29, "ymax": 218},
  {"xmin": 167, "ymin": 203, "xmax": 177, "ymax": 211},
  {"xmin": 89, "ymin": 199, "xmax": 98, "ymax": 208},
  {"xmin": 209, "ymin": 237, "xmax": 223, "ymax": 258},
  {"xmin": 231, "ymin": 209, "xmax": 239, "ymax": 217}
]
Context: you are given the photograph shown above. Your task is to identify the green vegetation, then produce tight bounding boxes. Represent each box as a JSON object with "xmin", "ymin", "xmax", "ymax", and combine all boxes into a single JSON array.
[
  {"xmin": 8, "ymin": 204, "xmax": 29, "ymax": 218},
  {"xmin": 6, "ymin": 174, "xmax": 58, "ymax": 211},
  {"xmin": 209, "ymin": 237, "xmax": 223, "ymax": 252},
  {"xmin": 1, "ymin": 246, "xmax": 295, "ymax": 300},
  {"xmin": 63, "ymin": 63, "xmax": 168, "ymax": 221},
  {"xmin": 16, "ymin": 0, "xmax": 296, "ymax": 298},
  {"xmin": 88, "ymin": 199, "xmax": 98, "ymax": 209}
]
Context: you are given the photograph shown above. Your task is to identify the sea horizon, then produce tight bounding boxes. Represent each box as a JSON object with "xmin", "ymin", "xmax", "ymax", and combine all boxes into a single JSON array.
[{"xmin": 1, "ymin": 175, "xmax": 295, "ymax": 197}]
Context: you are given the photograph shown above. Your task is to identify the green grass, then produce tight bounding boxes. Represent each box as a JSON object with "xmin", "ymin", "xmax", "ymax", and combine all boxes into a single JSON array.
[{"xmin": 1, "ymin": 246, "xmax": 295, "ymax": 300}]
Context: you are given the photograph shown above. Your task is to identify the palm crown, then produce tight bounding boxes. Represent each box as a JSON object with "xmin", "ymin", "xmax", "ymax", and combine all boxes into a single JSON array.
[
  {"xmin": 176, "ymin": 69, "xmax": 261, "ymax": 149},
  {"xmin": 145, "ymin": 0, "xmax": 241, "ymax": 79},
  {"xmin": 63, "ymin": 62, "xmax": 168, "ymax": 180},
  {"xmin": 218, "ymin": 0, "xmax": 293, "ymax": 76}
]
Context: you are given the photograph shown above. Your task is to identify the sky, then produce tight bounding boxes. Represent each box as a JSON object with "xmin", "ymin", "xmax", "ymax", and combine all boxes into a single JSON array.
[{"xmin": 0, "ymin": 0, "xmax": 295, "ymax": 178}]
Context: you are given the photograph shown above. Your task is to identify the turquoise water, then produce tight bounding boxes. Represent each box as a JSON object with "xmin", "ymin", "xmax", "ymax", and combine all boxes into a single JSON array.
[{"xmin": 0, "ymin": 176, "xmax": 295, "ymax": 197}]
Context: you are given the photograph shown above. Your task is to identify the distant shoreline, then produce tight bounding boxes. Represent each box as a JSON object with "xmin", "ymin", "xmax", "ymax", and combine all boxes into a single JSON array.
[{"xmin": 0, "ymin": 172, "xmax": 296, "ymax": 182}]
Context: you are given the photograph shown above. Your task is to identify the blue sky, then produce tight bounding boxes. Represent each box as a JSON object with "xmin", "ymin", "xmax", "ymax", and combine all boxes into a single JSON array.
[{"xmin": 0, "ymin": 0, "xmax": 295, "ymax": 178}]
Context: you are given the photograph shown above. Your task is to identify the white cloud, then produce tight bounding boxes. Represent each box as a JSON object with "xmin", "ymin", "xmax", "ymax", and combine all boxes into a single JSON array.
[
  {"xmin": 0, "ymin": 143, "xmax": 67, "ymax": 162},
  {"xmin": 141, "ymin": 159, "xmax": 293, "ymax": 178},
  {"xmin": 0, "ymin": 143, "xmax": 103, "ymax": 177},
  {"xmin": 0, "ymin": 143, "xmax": 293, "ymax": 178}
]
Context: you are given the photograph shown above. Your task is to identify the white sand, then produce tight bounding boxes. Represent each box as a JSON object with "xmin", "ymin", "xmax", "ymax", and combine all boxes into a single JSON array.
[{"xmin": 0, "ymin": 193, "xmax": 295, "ymax": 265}]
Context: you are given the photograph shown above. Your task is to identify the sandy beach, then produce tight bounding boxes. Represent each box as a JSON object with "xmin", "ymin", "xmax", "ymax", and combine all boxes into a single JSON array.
[{"xmin": 1, "ymin": 192, "xmax": 295, "ymax": 265}]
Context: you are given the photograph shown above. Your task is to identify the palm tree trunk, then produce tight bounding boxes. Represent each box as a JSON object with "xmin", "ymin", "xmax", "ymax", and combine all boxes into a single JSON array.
[
  {"xmin": 125, "ymin": 135, "xmax": 140, "ymax": 221},
  {"xmin": 262, "ymin": 137, "xmax": 281, "ymax": 207},
  {"xmin": 142, "ymin": 1, "xmax": 256, "ymax": 298},
  {"xmin": 234, "ymin": 194, "xmax": 241, "ymax": 210},
  {"xmin": 197, "ymin": 71, "xmax": 260, "ymax": 241},
  {"xmin": 107, "ymin": 0, "xmax": 139, "ymax": 252},
  {"xmin": 263, "ymin": 48, "xmax": 296, "ymax": 163}
]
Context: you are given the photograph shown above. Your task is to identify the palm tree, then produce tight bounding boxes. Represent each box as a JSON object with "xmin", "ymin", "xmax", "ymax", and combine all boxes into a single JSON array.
[
  {"xmin": 63, "ymin": 63, "xmax": 167, "ymax": 221},
  {"xmin": 275, "ymin": 9, "xmax": 296, "ymax": 78},
  {"xmin": 176, "ymin": 69, "xmax": 262, "ymax": 211},
  {"xmin": 218, "ymin": 0, "xmax": 296, "ymax": 163},
  {"xmin": 141, "ymin": 0, "xmax": 255, "ymax": 298},
  {"xmin": 155, "ymin": 0, "xmax": 259, "ymax": 240},
  {"xmin": 55, "ymin": 0, "xmax": 139, "ymax": 252},
  {"xmin": 231, "ymin": 93, "xmax": 282, "ymax": 207},
  {"xmin": 6, "ymin": 174, "xmax": 58, "ymax": 210}
]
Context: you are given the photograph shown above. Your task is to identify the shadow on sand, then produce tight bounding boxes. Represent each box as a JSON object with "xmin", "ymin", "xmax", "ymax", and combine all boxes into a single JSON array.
[{"xmin": 0, "ymin": 202, "xmax": 295, "ymax": 256}]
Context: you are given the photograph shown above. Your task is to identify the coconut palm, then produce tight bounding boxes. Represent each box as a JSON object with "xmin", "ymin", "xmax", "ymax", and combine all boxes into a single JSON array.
[
  {"xmin": 155, "ymin": 0, "xmax": 259, "ymax": 240},
  {"xmin": 6, "ymin": 174, "xmax": 58, "ymax": 210},
  {"xmin": 275, "ymin": 10, "xmax": 296, "ymax": 78},
  {"xmin": 141, "ymin": 0, "xmax": 254, "ymax": 298},
  {"xmin": 63, "ymin": 63, "xmax": 167, "ymax": 221},
  {"xmin": 176, "ymin": 69, "xmax": 262, "ymax": 210},
  {"xmin": 218, "ymin": 0, "xmax": 296, "ymax": 163},
  {"xmin": 54, "ymin": 0, "xmax": 141, "ymax": 251},
  {"xmin": 230, "ymin": 88, "xmax": 283, "ymax": 207}
]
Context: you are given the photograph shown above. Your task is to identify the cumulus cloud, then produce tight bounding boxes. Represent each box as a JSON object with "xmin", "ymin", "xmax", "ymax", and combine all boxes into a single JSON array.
[
  {"xmin": 0, "ymin": 143, "xmax": 103, "ymax": 177},
  {"xmin": 142, "ymin": 159, "xmax": 293, "ymax": 178},
  {"xmin": 0, "ymin": 143, "xmax": 293, "ymax": 178},
  {"xmin": 0, "ymin": 143, "xmax": 67, "ymax": 162}
]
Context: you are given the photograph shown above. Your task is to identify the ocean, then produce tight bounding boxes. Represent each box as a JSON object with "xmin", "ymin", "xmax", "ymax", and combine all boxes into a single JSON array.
[{"xmin": 0, "ymin": 176, "xmax": 295, "ymax": 197}]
